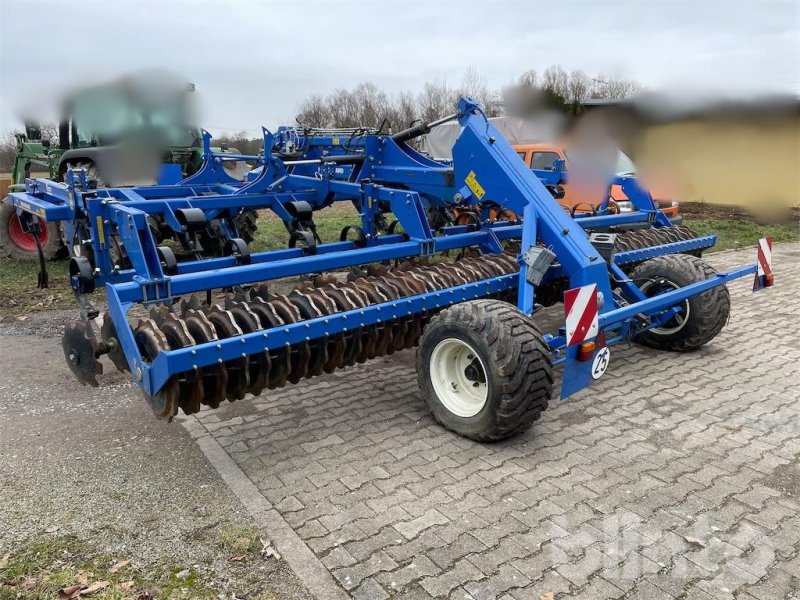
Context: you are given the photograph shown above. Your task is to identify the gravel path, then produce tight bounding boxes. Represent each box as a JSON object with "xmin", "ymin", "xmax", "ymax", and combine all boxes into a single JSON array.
[{"xmin": 0, "ymin": 331, "xmax": 312, "ymax": 599}]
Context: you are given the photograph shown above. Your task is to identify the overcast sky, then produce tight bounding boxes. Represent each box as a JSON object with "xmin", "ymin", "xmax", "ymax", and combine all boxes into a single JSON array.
[{"xmin": 1, "ymin": 0, "xmax": 798, "ymax": 136}]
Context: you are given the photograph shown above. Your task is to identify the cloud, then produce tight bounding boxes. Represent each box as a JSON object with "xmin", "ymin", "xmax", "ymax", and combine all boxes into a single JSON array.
[{"xmin": 1, "ymin": 0, "xmax": 797, "ymax": 135}]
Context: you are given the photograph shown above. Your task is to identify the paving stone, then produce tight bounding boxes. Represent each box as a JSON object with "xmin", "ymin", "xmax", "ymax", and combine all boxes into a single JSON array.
[
  {"xmin": 394, "ymin": 508, "xmax": 450, "ymax": 540},
  {"xmin": 464, "ymin": 563, "xmax": 531, "ymax": 599},
  {"xmin": 321, "ymin": 546, "xmax": 357, "ymax": 570},
  {"xmin": 351, "ymin": 577, "xmax": 389, "ymax": 600},
  {"xmin": 427, "ymin": 533, "xmax": 488, "ymax": 570},
  {"xmin": 332, "ymin": 550, "xmax": 398, "ymax": 590},
  {"xmin": 198, "ymin": 245, "xmax": 800, "ymax": 599},
  {"xmin": 419, "ymin": 557, "xmax": 484, "ymax": 598},
  {"xmin": 376, "ymin": 555, "xmax": 440, "ymax": 590}
]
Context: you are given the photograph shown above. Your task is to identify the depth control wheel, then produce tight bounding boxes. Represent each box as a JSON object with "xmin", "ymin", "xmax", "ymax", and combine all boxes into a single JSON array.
[
  {"xmin": 630, "ymin": 254, "xmax": 731, "ymax": 351},
  {"xmin": 416, "ymin": 299, "xmax": 553, "ymax": 442}
]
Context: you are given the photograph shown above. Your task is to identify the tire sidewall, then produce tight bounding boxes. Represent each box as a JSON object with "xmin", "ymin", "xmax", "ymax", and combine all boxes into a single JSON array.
[
  {"xmin": 634, "ymin": 257, "xmax": 722, "ymax": 346},
  {"xmin": 0, "ymin": 201, "xmax": 62, "ymax": 261},
  {"xmin": 418, "ymin": 319, "xmax": 503, "ymax": 438}
]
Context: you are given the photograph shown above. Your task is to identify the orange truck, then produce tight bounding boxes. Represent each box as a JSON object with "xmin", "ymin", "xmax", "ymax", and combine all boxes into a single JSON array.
[{"xmin": 512, "ymin": 143, "xmax": 682, "ymax": 222}]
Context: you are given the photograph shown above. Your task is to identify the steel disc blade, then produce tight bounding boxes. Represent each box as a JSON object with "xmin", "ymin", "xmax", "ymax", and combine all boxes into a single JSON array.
[
  {"xmin": 62, "ymin": 320, "xmax": 103, "ymax": 387},
  {"xmin": 183, "ymin": 309, "xmax": 228, "ymax": 409}
]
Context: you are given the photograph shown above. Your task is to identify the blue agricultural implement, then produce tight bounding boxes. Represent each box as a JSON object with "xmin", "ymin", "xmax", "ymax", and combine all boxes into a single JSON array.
[{"xmin": 6, "ymin": 97, "xmax": 773, "ymax": 441}]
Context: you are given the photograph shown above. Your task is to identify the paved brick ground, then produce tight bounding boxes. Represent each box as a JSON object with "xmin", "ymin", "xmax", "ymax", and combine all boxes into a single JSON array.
[{"xmin": 187, "ymin": 244, "xmax": 800, "ymax": 600}]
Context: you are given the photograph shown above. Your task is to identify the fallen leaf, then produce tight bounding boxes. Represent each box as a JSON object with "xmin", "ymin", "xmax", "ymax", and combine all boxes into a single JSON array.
[
  {"xmin": 259, "ymin": 537, "xmax": 281, "ymax": 560},
  {"xmin": 539, "ymin": 593, "xmax": 554, "ymax": 600},
  {"xmin": 45, "ymin": 525, "xmax": 60, "ymax": 534},
  {"xmin": 79, "ymin": 580, "xmax": 109, "ymax": 596},
  {"xmin": 683, "ymin": 535, "xmax": 707, "ymax": 548},
  {"xmin": 23, "ymin": 577, "xmax": 37, "ymax": 589},
  {"xmin": 229, "ymin": 555, "xmax": 246, "ymax": 562},
  {"xmin": 119, "ymin": 581, "xmax": 135, "ymax": 591},
  {"xmin": 59, "ymin": 584, "xmax": 83, "ymax": 599},
  {"xmin": 108, "ymin": 559, "xmax": 130, "ymax": 573},
  {"xmin": 0, "ymin": 553, "xmax": 8, "ymax": 569},
  {"xmin": 77, "ymin": 572, "xmax": 90, "ymax": 585},
  {"xmin": 16, "ymin": 315, "xmax": 28, "ymax": 322}
]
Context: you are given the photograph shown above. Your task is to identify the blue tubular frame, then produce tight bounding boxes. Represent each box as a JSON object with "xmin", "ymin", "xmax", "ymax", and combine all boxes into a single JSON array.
[{"xmin": 6, "ymin": 96, "xmax": 764, "ymax": 403}]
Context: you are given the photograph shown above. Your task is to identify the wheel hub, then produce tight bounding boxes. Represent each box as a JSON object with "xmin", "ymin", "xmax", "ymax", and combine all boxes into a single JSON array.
[
  {"xmin": 429, "ymin": 338, "xmax": 488, "ymax": 418},
  {"xmin": 641, "ymin": 277, "xmax": 691, "ymax": 335},
  {"xmin": 7, "ymin": 211, "xmax": 48, "ymax": 252}
]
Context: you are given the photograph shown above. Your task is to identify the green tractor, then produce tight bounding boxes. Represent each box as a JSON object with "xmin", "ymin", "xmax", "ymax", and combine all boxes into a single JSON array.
[{"xmin": 1, "ymin": 73, "xmax": 256, "ymax": 261}]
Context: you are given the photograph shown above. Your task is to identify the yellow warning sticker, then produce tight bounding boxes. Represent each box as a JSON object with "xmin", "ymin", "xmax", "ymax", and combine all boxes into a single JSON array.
[
  {"xmin": 332, "ymin": 137, "xmax": 340, "ymax": 145},
  {"xmin": 96, "ymin": 215, "xmax": 105, "ymax": 245},
  {"xmin": 465, "ymin": 171, "xmax": 485, "ymax": 200}
]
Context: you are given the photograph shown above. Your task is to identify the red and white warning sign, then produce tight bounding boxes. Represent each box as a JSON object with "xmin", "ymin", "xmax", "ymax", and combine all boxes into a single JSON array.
[
  {"xmin": 753, "ymin": 236, "xmax": 773, "ymax": 290},
  {"xmin": 564, "ymin": 284, "xmax": 599, "ymax": 346}
]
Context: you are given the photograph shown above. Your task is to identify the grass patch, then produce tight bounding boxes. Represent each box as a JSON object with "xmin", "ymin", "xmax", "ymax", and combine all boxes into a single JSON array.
[
  {"xmin": 0, "ymin": 533, "xmax": 274, "ymax": 599},
  {"xmin": 249, "ymin": 203, "xmax": 361, "ymax": 252},
  {"xmin": 0, "ymin": 259, "xmax": 73, "ymax": 317},
  {"xmin": 683, "ymin": 217, "xmax": 800, "ymax": 252},
  {"xmin": 217, "ymin": 527, "xmax": 261, "ymax": 557},
  {"xmin": 0, "ymin": 208, "xmax": 796, "ymax": 318}
]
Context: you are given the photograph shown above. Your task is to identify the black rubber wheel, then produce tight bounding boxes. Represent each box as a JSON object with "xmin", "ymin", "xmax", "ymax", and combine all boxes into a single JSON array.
[
  {"xmin": 630, "ymin": 254, "xmax": 730, "ymax": 352},
  {"xmin": 0, "ymin": 201, "xmax": 63, "ymax": 261},
  {"xmin": 416, "ymin": 299, "xmax": 553, "ymax": 442},
  {"xmin": 235, "ymin": 209, "xmax": 258, "ymax": 245}
]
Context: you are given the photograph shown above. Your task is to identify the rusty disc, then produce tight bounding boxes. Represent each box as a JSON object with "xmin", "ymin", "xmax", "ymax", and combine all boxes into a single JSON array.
[
  {"xmin": 318, "ymin": 285, "xmax": 361, "ymax": 368},
  {"xmin": 304, "ymin": 288, "xmax": 347, "ymax": 373},
  {"xmin": 183, "ymin": 309, "xmax": 228, "ymax": 409},
  {"xmin": 269, "ymin": 294, "xmax": 310, "ymax": 384},
  {"xmin": 248, "ymin": 297, "xmax": 290, "ymax": 389},
  {"xmin": 287, "ymin": 290, "xmax": 327, "ymax": 378},
  {"xmin": 371, "ymin": 277, "xmax": 407, "ymax": 354},
  {"xmin": 339, "ymin": 282, "xmax": 377, "ymax": 363},
  {"xmin": 100, "ymin": 312, "xmax": 130, "ymax": 374},
  {"xmin": 158, "ymin": 314, "xmax": 205, "ymax": 415},
  {"xmin": 226, "ymin": 300, "xmax": 270, "ymax": 397},
  {"xmin": 205, "ymin": 308, "xmax": 250, "ymax": 401},
  {"xmin": 351, "ymin": 278, "xmax": 392, "ymax": 359},
  {"xmin": 133, "ymin": 319, "xmax": 180, "ymax": 421}
]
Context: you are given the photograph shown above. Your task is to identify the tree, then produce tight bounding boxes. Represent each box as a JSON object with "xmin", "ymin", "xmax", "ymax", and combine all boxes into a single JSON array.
[
  {"xmin": 296, "ymin": 94, "xmax": 329, "ymax": 127},
  {"xmin": 518, "ymin": 69, "xmax": 538, "ymax": 89},
  {"xmin": 456, "ymin": 66, "xmax": 501, "ymax": 117},
  {"xmin": 417, "ymin": 80, "xmax": 453, "ymax": 123},
  {"xmin": 541, "ymin": 65, "xmax": 568, "ymax": 100},
  {"xmin": 590, "ymin": 74, "xmax": 642, "ymax": 99},
  {"xmin": 290, "ymin": 66, "xmax": 643, "ymax": 131},
  {"xmin": 566, "ymin": 70, "xmax": 591, "ymax": 109}
]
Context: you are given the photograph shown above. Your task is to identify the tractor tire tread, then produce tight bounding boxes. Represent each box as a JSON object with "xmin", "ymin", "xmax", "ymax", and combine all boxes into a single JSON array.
[
  {"xmin": 417, "ymin": 299, "xmax": 553, "ymax": 442},
  {"xmin": 630, "ymin": 254, "xmax": 730, "ymax": 352}
]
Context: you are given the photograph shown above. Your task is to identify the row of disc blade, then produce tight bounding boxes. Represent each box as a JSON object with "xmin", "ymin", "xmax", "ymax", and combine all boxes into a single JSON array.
[{"xmin": 132, "ymin": 251, "xmax": 520, "ymax": 420}]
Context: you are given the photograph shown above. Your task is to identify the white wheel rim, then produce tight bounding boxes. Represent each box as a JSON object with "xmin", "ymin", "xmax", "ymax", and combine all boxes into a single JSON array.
[
  {"xmin": 641, "ymin": 278, "xmax": 691, "ymax": 335},
  {"xmin": 429, "ymin": 338, "xmax": 488, "ymax": 418}
]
